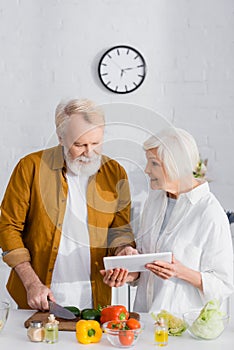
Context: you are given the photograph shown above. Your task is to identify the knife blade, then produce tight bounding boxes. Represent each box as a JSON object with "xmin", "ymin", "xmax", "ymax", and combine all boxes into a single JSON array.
[{"xmin": 48, "ymin": 300, "xmax": 76, "ymax": 320}]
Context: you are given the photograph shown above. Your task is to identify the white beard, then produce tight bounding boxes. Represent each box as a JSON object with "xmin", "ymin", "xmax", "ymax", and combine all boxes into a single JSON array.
[{"xmin": 64, "ymin": 149, "xmax": 102, "ymax": 176}]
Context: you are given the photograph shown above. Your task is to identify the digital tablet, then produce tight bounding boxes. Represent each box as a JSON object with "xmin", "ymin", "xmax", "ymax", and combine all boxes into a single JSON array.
[{"xmin": 103, "ymin": 252, "xmax": 172, "ymax": 272}]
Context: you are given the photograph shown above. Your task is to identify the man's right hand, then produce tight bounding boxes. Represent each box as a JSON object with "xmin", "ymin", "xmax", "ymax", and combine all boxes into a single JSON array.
[
  {"xmin": 26, "ymin": 280, "xmax": 55, "ymax": 310},
  {"xmin": 14, "ymin": 261, "xmax": 55, "ymax": 310}
]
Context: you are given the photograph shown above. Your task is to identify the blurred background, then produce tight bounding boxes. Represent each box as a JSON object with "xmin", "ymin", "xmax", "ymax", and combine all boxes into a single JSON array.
[{"xmin": 0, "ymin": 0, "xmax": 234, "ymax": 312}]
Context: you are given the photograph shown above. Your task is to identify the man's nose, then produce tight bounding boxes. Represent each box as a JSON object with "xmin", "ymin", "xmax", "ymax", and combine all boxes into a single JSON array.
[{"xmin": 84, "ymin": 144, "xmax": 93, "ymax": 157}]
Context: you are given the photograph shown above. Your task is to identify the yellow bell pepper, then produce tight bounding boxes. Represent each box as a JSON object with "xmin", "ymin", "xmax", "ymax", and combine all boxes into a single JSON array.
[{"xmin": 76, "ymin": 319, "xmax": 102, "ymax": 344}]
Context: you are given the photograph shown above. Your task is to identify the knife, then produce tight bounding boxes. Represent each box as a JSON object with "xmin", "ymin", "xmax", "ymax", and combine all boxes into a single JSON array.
[{"xmin": 48, "ymin": 300, "xmax": 76, "ymax": 320}]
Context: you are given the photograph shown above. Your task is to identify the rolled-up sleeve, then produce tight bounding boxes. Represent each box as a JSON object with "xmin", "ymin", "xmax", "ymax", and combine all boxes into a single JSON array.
[{"xmin": 3, "ymin": 247, "xmax": 31, "ymax": 268}]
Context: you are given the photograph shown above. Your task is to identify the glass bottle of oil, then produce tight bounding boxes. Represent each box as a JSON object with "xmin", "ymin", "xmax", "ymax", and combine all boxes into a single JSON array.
[
  {"xmin": 44, "ymin": 314, "xmax": 59, "ymax": 344},
  {"xmin": 154, "ymin": 317, "xmax": 168, "ymax": 346}
]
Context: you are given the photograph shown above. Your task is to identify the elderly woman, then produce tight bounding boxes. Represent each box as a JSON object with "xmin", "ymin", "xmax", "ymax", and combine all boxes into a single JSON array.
[{"xmin": 102, "ymin": 127, "xmax": 234, "ymax": 315}]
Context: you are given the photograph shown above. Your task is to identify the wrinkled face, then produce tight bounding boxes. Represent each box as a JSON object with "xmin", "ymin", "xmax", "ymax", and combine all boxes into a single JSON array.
[
  {"xmin": 60, "ymin": 115, "xmax": 104, "ymax": 175},
  {"xmin": 145, "ymin": 148, "xmax": 168, "ymax": 190}
]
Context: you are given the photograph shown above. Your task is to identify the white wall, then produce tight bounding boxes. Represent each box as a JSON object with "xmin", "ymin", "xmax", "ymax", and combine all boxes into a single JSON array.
[
  {"xmin": 1, "ymin": 0, "xmax": 234, "ymax": 207},
  {"xmin": 0, "ymin": 0, "xmax": 234, "ymax": 309}
]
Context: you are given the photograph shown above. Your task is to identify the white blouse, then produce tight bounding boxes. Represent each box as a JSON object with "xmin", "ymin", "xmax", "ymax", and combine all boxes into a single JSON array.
[{"xmin": 133, "ymin": 182, "xmax": 234, "ymax": 315}]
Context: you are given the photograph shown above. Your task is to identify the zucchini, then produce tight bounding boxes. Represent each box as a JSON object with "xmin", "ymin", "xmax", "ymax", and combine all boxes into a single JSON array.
[
  {"xmin": 80, "ymin": 308, "xmax": 101, "ymax": 322},
  {"xmin": 64, "ymin": 306, "xmax": 80, "ymax": 317}
]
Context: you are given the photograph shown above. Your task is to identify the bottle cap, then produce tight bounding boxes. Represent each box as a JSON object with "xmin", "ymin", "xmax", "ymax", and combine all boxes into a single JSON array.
[
  {"xmin": 30, "ymin": 320, "xmax": 43, "ymax": 328},
  {"xmin": 156, "ymin": 317, "xmax": 166, "ymax": 326}
]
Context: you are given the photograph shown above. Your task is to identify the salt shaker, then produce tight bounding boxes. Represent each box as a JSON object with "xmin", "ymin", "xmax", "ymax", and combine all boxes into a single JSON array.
[{"xmin": 27, "ymin": 320, "xmax": 44, "ymax": 342}]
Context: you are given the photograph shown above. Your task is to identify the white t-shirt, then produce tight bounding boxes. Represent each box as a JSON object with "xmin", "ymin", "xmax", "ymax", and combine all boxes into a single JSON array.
[{"xmin": 50, "ymin": 171, "xmax": 92, "ymax": 309}]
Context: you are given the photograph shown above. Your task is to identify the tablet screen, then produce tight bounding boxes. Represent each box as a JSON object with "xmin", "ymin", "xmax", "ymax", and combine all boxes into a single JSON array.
[{"xmin": 103, "ymin": 252, "xmax": 172, "ymax": 272}]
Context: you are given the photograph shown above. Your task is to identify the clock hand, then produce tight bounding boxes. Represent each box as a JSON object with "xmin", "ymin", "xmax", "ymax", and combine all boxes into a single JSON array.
[{"xmin": 120, "ymin": 69, "xmax": 125, "ymax": 77}]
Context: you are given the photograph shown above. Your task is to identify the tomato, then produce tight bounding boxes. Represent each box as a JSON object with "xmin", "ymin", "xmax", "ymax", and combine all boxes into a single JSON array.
[
  {"xmin": 107, "ymin": 320, "xmax": 123, "ymax": 330},
  {"xmin": 118, "ymin": 330, "xmax": 134, "ymax": 346},
  {"xmin": 126, "ymin": 318, "xmax": 141, "ymax": 330}
]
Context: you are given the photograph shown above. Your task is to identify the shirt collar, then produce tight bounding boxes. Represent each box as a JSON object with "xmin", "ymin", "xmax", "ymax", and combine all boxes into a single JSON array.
[
  {"xmin": 52, "ymin": 144, "xmax": 65, "ymax": 170},
  {"xmin": 180, "ymin": 181, "xmax": 210, "ymax": 205}
]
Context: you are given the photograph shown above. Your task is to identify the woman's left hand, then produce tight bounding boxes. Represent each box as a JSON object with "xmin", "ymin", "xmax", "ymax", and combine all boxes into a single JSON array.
[
  {"xmin": 145, "ymin": 254, "xmax": 203, "ymax": 291},
  {"xmin": 145, "ymin": 254, "xmax": 183, "ymax": 280}
]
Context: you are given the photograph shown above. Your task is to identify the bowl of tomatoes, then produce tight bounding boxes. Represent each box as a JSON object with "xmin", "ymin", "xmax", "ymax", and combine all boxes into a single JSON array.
[{"xmin": 102, "ymin": 318, "xmax": 144, "ymax": 348}]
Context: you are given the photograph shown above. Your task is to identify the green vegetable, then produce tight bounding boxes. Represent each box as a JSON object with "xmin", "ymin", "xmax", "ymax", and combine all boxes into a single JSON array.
[
  {"xmin": 81, "ymin": 308, "xmax": 101, "ymax": 322},
  {"xmin": 190, "ymin": 299, "xmax": 225, "ymax": 339},
  {"xmin": 64, "ymin": 306, "xmax": 80, "ymax": 317},
  {"xmin": 151, "ymin": 310, "xmax": 186, "ymax": 336}
]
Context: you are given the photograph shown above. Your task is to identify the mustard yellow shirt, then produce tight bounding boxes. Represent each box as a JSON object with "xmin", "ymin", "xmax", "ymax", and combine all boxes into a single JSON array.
[{"xmin": 0, "ymin": 145, "xmax": 135, "ymax": 308}]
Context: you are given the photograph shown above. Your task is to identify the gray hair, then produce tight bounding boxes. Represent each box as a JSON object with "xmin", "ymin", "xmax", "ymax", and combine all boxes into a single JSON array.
[
  {"xmin": 143, "ymin": 127, "xmax": 200, "ymax": 181},
  {"xmin": 55, "ymin": 99, "xmax": 105, "ymax": 138}
]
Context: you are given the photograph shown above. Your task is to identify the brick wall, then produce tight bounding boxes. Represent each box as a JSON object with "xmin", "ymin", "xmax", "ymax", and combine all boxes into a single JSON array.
[{"xmin": 0, "ymin": 0, "xmax": 234, "ymax": 307}]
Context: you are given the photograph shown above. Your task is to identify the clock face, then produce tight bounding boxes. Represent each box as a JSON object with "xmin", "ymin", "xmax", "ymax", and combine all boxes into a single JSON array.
[{"xmin": 98, "ymin": 45, "xmax": 146, "ymax": 94}]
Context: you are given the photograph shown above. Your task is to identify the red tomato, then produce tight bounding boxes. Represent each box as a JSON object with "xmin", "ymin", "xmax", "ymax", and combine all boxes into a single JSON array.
[
  {"xmin": 118, "ymin": 330, "xmax": 134, "ymax": 346},
  {"xmin": 107, "ymin": 321, "xmax": 123, "ymax": 330},
  {"xmin": 126, "ymin": 318, "xmax": 141, "ymax": 330}
]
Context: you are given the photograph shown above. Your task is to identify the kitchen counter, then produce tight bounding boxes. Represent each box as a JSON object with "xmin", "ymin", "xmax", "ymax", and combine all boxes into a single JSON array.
[{"xmin": 0, "ymin": 309, "xmax": 234, "ymax": 349}]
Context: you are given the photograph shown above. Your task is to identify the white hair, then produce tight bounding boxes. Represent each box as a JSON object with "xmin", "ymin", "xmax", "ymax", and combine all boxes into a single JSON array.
[
  {"xmin": 55, "ymin": 98, "xmax": 105, "ymax": 139},
  {"xmin": 143, "ymin": 127, "xmax": 200, "ymax": 181}
]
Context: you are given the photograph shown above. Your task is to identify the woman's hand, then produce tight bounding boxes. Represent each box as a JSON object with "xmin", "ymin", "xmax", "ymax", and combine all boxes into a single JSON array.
[
  {"xmin": 145, "ymin": 254, "xmax": 202, "ymax": 291},
  {"xmin": 145, "ymin": 254, "xmax": 181, "ymax": 279}
]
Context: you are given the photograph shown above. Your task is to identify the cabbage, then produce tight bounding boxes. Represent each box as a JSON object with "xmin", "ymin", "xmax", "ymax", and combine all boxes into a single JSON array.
[
  {"xmin": 151, "ymin": 310, "xmax": 187, "ymax": 336},
  {"xmin": 190, "ymin": 299, "xmax": 225, "ymax": 339}
]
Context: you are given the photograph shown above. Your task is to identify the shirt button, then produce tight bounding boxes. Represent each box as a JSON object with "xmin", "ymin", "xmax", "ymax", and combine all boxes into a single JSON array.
[{"xmin": 58, "ymin": 223, "xmax": 62, "ymax": 227}]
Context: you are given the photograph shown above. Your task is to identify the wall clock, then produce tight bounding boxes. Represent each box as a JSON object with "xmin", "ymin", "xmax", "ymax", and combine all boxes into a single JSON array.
[{"xmin": 98, "ymin": 45, "xmax": 146, "ymax": 94}]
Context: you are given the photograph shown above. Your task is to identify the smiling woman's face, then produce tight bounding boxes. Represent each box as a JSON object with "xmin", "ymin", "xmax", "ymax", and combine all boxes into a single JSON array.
[{"xmin": 145, "ymin": 148, "xmax": 168, "ymax": 190}]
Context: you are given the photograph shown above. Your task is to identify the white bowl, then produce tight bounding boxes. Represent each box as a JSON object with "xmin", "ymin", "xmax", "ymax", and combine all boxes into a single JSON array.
[
  {"xmin": 0, "ymin": 301, "xmax": 10, "ymax": 333},
  {"xmin": 183, "ymin": 309, "xmax": 229, "ymax": 340},
  {"xmin": 102, "ymin": 320, "xmax": 144, "ymax": 348}
]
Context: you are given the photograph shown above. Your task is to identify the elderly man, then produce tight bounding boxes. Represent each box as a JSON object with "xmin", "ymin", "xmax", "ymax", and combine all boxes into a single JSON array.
[{"xmin": 0, "ymin": 99, "xmax": 135, "ymax": 310}]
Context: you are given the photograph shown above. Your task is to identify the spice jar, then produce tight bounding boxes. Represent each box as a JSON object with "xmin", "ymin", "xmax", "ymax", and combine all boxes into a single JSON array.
[
  {"xmin": 44, "ymin": 314, "xmax": 59, "ymax": 343},
  {"xmin": 154, "ymin": 317, "xmax": 168, "ymax": 346},
  {"xmin": 27, "ymin": 320, "xmax": 44, "ymax": 342}
]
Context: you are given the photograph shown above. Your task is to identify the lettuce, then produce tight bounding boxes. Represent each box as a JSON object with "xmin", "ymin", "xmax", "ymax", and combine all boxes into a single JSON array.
[
  {"xmin": 151, "ymin": 310, "xmax": 187, "ymax": 336},
  {"xmin": 190, "ymin": 299, "xmax": 226, "ymax": 339}
]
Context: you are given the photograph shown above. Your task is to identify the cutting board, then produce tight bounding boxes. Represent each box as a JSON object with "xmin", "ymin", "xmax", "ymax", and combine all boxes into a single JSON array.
[
  {"xmin": 24, "ymin": 311, "xmax": 140, "ymax": 331},
  {"xmin": 24, "ymin": 311, "xmax": 80, "ymax": 331}
]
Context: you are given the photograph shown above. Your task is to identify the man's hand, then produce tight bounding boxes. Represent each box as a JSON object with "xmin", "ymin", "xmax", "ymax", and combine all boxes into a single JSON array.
[
  {"xmin": 114, "ymin": 245, "xmax": 138, "ymax": 256},
  {"xmin": 100, "ymin": 246, "xmax": 139, "ymax": 287},
  {"xmin": 14, "ymin": 261, "xmax": 55, "ymax": 310},
  {"xmin": 25, "ymin": 281, "xmax": 55, "ymax": 310}
]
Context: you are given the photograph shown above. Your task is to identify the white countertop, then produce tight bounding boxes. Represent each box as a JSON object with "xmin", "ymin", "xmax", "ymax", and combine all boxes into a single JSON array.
[{"xmin": 0, "ymin": 310, "xmax": 234, "ymax": 349}]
